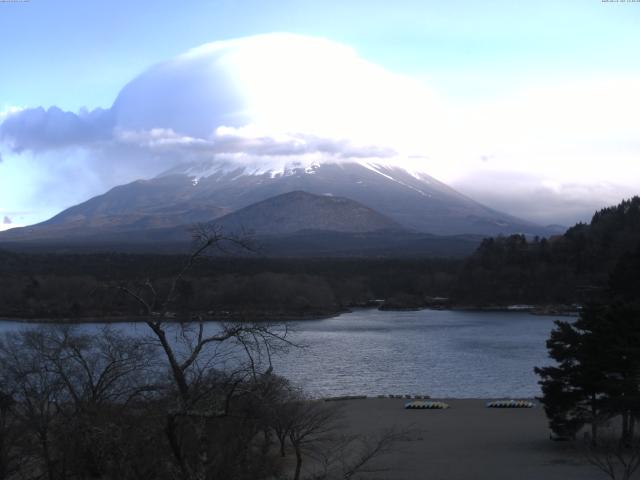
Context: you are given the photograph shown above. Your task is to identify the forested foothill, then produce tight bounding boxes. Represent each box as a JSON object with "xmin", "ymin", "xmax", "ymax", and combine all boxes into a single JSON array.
[
  {"xmin": 453, "ymin": 196, "xmax": 640, "ymax": 306},
  {"xmin": 0, "ymin": 196, "xmax": 639, "ymax": 320}
]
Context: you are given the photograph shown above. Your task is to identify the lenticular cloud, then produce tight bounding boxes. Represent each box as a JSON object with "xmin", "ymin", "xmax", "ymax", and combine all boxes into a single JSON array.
[{"xmin": 0, "ymin": 33, "xmax": 438, "ymax": 171}]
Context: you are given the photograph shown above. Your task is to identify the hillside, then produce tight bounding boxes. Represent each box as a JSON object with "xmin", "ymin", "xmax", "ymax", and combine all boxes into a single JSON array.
[
  {"xmin": 453, "ymin": 196, "xmax": 640, "ymax": 305},
  {"xmin": 213, "ymin": 190, "xmax": 403, "ymax": 234}
]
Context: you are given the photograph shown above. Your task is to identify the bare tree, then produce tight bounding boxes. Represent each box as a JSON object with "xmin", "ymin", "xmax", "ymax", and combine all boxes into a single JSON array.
[
  {"xmin": 117, "ymin": 225, "xmax": 289, "ymax": 404},
  {"xmin": 268, "ymin": 379, "xmax": 301, "ymax": 458},
  {"xmin": 0, "ymin": 390, "xmax": 20, "ymax": 480},
  {"xmin": 276, "ymin": 393, "xmax": 411, "ymax": 480},
  {"xmin": 116, "ymin": 224, "xmax": 295, "ymax": 480},
  {"xmin": 583, "ymin": 424, "xmax": 640, "ymax": 480},
  {"xmin": 35, "ymin": 326, "xmax": 157, "ymax": 409},
  {"xmin": 310, "ymin": 427, "xmax": 411, "ymax": 480},
  {"xmin": 0, "ymin": 326, "xmax": 159, "ymax": 480},
  {"xmin": 0, "ymin": 330, "xmax": 67, "ymax": 480},
  {"xmin": 287, "ymin": 400, "xmax": 343, "ymax": 480}
]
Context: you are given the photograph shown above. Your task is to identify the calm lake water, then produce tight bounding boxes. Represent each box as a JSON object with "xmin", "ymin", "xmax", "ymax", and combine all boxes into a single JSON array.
[{"xmin": 0, "ymin": 309, "xmax": 559, "ymax": 398}]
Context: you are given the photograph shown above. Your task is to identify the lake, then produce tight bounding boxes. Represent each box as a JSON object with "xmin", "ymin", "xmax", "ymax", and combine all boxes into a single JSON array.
[{"xmin": 0, "ymin": 309, "xmax": 559, "ymax": 399}]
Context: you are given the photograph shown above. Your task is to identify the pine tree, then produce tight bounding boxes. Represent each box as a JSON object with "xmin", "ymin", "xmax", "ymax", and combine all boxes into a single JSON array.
[
  {"xmin": 535, "ymin": 302, "xmax": 640, "ymax": 443},
  {"xmin": 535, "ymin": 308, "xmax": 608, "ymax": 440}
]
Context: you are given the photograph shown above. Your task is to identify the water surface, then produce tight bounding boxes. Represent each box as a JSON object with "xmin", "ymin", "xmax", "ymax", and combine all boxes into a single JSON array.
[{"xmin": 0, "ymin": 309, "xmax": 558, "ymax": 398}]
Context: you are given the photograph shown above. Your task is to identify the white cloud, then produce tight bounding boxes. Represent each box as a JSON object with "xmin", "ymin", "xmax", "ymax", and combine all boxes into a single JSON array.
[
  {"xmin": 115, "ymin": 125, "xmax": 396, "ymax": 163},
  {"xmin": 439, "ymin": 77, "xmax": 640, "ymax": 223},
  {"xmin": 444, "ymin": 77, "xmax": 640, "ymax": 183}
]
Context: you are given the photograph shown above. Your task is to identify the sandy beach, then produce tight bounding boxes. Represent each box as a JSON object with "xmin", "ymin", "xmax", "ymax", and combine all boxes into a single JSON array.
[{"xmin": 330, "ymin": 398, "xmax": 601, "ymax": 480}]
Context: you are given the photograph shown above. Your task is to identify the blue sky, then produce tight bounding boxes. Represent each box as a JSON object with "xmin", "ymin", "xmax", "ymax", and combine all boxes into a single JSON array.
[
  {"xmin": 1, "ymin": 0, "xmax": 640, "ymax": 227},
  {"xmin": 3, "ymin": 0, "xmax": 639, "ymax": 110}
]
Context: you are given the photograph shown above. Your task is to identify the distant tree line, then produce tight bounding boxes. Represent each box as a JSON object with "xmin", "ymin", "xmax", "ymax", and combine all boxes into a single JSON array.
[
  {"xmin": 454, "ymin": 197, "xmax": 640, "ymax": 305},
  {"xmin": 1, "ymin": 196, "xmax": 639, "ymax": 319},
  {"xmin": 0, "ymin": 254, "xmax": 459, "ymax": 320}
]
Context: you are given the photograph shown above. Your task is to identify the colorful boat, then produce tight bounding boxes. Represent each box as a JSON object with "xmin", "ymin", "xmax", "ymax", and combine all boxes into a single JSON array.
[
  {"xmin": 405, "ymin": 400, "xmax": 449, "ymax": 409},
  {"xmin": 486, "ymin": 400, "xmax": 535, "ymax": 408}
]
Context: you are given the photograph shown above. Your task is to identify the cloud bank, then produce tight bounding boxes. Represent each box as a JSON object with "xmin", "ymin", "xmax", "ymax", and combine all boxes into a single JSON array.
[
  {"xmin": 0, "ymin": 106, "xmax": 114, "ymax": 152},
  {"xmin": 451, "ymin": 171, "xmax": 636, "ymax": 226}
]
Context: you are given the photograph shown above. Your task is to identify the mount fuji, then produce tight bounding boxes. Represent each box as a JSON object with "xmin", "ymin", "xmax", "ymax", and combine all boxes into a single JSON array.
[{"xmin": 0, "ymin": 158, "xmax": 555, "ymax": 255}]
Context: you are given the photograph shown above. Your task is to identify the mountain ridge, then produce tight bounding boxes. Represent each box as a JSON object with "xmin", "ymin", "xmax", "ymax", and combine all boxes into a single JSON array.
[{"xmin": 0, "ymin": 160, "xmax": 557, "ymax": 251}]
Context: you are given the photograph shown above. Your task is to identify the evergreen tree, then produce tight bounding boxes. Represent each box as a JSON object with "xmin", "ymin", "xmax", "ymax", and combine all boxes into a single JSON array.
[
  {"xmin": 535, "ymin": 302, "xmax": 640, "ymax": 443},
  {"xmin": 535, "ymin": 307, "xmax": 608, "ymax": 440}
]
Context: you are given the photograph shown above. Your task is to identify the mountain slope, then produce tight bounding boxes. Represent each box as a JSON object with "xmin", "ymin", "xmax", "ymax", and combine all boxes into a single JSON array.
[
  {"xmin": 160, "ymin": 161, "xmax": 543, "ymax": 236},
  {"xmin": 0, "ymin": 160, "xmax": 549, "ymax": 247},
  {"xmin": 0, "ymin": 175, "xmax": 228, "ymax": 241},
  {"xmin": 213, "ymin": 190, "xmax": 403, "ymax": 235}
]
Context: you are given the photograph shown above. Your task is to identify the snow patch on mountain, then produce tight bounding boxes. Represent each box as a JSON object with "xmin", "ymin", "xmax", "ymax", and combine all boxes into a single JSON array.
[{"xmin": 159, "ymin": 156, "xmax": 433, "ymax": 188}]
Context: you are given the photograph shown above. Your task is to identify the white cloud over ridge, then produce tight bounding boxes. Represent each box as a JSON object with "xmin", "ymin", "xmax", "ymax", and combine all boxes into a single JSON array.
[
  {"xmin": 116, "ymin": 126, "xmax": 396, "ymax": 160},
  {"xmin": 451, "ymin": 170, "xmax": 636, "ymax": 225},
  {"xmin": 0, "ymin": 33, "xmax": 639, "ymax": 226},
  {"xmin": 0, "ymin": 34, "xmax": 416, "ymax": 181}
]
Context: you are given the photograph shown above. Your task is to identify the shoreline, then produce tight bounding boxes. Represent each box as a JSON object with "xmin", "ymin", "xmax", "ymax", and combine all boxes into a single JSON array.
[
  {"xmin": 450, "ymin": 304, "xmax": 580, "ymax": 316},
  {"xmin": 321, "ymin": 394, "xmax": 540, "ymax": 401},
  {"xmin": 0, "ymin": 310, "xmax": 346, "ymax": 324},
  {"xmin": 0, "ymin": 303, "xmax": 579, "ymax": 324}
]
